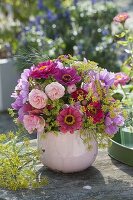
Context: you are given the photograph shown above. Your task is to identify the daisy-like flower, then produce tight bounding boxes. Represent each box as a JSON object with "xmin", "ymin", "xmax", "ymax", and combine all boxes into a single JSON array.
[
  {"xmin": 54, "ymin": 67, "xmax": 81, "ymax": 86},
  {"xmin": 86, "ymin": 101, "xmax": 104, "ymax": 124},
  {"xmin": 57, "ymin": 106, "xmax": 82, "ymax": 133},
  {"xmin": 30, "ymin": 60, "xmax": 58, "ymax": 79},
  {"xmin": 114, "ymin": 72, "xmax": 130, "ymax": 87},
  {"xmin": 113, "ymin": 13, "xmax": 129, "ymax": 23},
  {"xmin": 71, "ymin": 88, "xmax": 88, "ymax": 101}
]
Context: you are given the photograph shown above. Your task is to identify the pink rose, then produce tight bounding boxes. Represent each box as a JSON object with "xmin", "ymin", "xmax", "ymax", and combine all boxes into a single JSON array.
[
  {"xmin": 23, "ymin": 115, "xmax": 45, "ymax": 134},
  {"xmin": 45, "ymin": 82, "xmax": 65, "ymax": 100},
  {"xmin": 67, "ymin": 84, "xmax": 77, "ymax": 94},
  {"xmin": 29, "ymin": 89, "xmax": 48, "ymax": 109},
  {"xmin": 114, "ymin": 72, "xmax": 130, "ymax": 87}
]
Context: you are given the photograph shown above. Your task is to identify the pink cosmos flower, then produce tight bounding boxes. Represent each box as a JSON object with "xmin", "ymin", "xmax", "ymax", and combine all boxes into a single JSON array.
[
  {"xmin": 67, "ymin": 84, "xmax": 77, "ymax": 94},
  {"xmin": 105, "ymin": 113, "xmax": 124, "ymax": 135},
  {"xmin": 23, "ymin": 115, "xmax": 45, "ymax": 134},
  {"xmin": 29, "ymin": 89, "xmax": 48, "ymax": 109},
  {"xmin": 113, "ymin": 13, "xmax": 129, "ymax": 23},
  {"xmin": 57, "ymin": 106, "xmax": 82, "ymax": 134},
  {"xmin": 45, "ymin": 82, "xmax": 65, "ymax": 100},
  {"xmin": 114, "ymin": 72, "xmax": 130, "ymax": 87}
]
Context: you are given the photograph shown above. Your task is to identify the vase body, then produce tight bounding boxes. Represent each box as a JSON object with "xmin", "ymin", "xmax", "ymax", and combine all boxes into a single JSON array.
[{"xmin": 38, "ymin": 131, "xmax": 98, "ymax": 173}]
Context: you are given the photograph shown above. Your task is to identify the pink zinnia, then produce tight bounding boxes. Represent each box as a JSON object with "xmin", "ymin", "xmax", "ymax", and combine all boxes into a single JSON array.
[
  {"xmin": 57, "ymin": 106, "xmax": 82, "ymax": 134},
  {"xmin": 114, "ymin": 72, "xmax": 130, "ymax": 87},
  {"xmin": 30, "ymin": 60, "xmax": 58, "ymax": 79},
  {"xmin": 113, "ymin": 13, "xmax": 129, "ymax": 23}
]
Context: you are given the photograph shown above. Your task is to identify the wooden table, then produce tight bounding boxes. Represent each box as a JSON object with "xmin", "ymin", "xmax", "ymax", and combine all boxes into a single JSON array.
[{"xmin": 0, "ymin": 148, "xmax": 132, "ymax": 200}]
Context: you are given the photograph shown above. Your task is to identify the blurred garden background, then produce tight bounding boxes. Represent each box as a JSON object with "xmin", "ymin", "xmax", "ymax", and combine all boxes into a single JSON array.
[{"xmin": 0, "ymin": 0, "xmax": 133, "ymax": 132}]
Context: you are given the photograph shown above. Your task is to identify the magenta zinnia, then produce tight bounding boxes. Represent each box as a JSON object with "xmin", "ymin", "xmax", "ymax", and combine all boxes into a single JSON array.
[
  {"xmin": 30, "ymin": 60, "xmax": 57, "ymax": 79},
  {"xmin": 54, "ymin": 67, "xmax": 81, "ymax": 86},
  {"xmin": 57, "ymin": 106, "xmax": 82, "ymax": 134}
]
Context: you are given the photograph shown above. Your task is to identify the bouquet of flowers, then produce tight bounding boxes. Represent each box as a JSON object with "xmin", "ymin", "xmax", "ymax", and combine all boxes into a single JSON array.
[{"xmin": 11, "ymin": 55, "xmax": 125, "ymax": 147}]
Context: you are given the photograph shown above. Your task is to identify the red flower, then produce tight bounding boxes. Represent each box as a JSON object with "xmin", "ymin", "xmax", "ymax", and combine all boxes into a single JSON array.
[
  {"xmin": 113, "ymin": 13, "xmax": 129, "ymax": 23},
  {"xmin": 86, "ymin": 101, "xmax": 104, "ymax": 124},
  {"xmin": 71, "ymin": 89, "xmax": 88, "ymax": 101}
]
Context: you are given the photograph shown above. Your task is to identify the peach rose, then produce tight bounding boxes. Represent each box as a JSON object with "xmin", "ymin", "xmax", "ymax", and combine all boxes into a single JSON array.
[
  {"xmin": 45, "ymin": 82, "xmax": 65, "ymax": 100},
  {"xmin": 23, "ymin": 115, "xmax": 45, "ymax": 134},
  {"xmin": 29, "ymin": 89, "xmax": 48, "ymax": 109},
  {"xmin": 67, "ymin": 84, "xmax": 77, "ymax": 94}
]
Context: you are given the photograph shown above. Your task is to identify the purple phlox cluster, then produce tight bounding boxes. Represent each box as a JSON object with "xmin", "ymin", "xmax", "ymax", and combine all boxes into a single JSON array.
[
  {"xmin": 105, "ymin": 113, "xmax": 124, "ymax": 135},
  {"xmin": 11, "ymin": 68, "xmax": 31, "ymax": 110}
]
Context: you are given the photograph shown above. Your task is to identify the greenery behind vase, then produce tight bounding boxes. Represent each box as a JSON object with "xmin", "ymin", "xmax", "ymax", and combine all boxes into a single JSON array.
[{"xmin": 1, "ymin": 0, "xmax": 119, "ymax": 72}]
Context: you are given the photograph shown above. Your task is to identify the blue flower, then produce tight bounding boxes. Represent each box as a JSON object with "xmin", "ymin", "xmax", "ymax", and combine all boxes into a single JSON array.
[
  {"xmin": 91, "ymin": 0, "xmax": 97, "ymax": 5},
  {"xmin": 38, "ymin": 0, "xmax": 44, "ymax": 10},
  {"xmin": 46, "ymin": 10, "xmax": 57, "ymax": 22},
  {"xmin": 102, "ymin": 28, "xmax": 109, "ymax": 36},
  {"xmin": 74, "ymin": 0, "xmax": 78, "ymax": 6},
  {"xmin": 55, "ymin": 0, "xmax": 61, "ymax": 8}
]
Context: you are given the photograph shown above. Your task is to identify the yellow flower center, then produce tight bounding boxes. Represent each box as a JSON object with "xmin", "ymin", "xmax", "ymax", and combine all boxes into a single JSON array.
[
  {"xmin": 64, "ymin": 114, "xmax": 75, "ymax": 125},
  {"xmin": 118, "ymin": 15, "xmax": 126, "ymax": 21},
  {"xmin": 90, "ymin": 107, "xmax": 97, "ymax": 114},
  {"xmin": 116, "ymin": 75, "xmax": 122, "ymax": 79},
  {"xmin": 39, "ymin": 66, "xmax": 47, "ymax": 71}
]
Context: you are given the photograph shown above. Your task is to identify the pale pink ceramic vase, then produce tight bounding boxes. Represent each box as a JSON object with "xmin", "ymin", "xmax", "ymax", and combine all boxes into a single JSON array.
[{"xmin": 38, "ymin": 131, "xmax": 98, "ymax": 173}]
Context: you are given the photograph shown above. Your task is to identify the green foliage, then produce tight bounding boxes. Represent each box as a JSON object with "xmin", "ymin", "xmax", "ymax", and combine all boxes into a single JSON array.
[
  {"xmin": 0, "ymin": 0, "xmax": 119, "ymax": 71},
  {"xmin": 113, "ymin": 17, "xmax": 133, "ymax": 106},
  {"xmin": 115, "ymin": 24, "xmax": 133, "ymax": 78},
  {"xmin": 0, "ymin": 129, "xmax": 48, "ymax": 190}
]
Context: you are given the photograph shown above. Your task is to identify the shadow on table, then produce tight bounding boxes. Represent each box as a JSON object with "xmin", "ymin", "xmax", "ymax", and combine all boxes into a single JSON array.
[
  {"xmin": 110, "ymin": 157, "xmax": 133, "ymax": 177},
  {"xmin": 1, "ymin": 165, "xmax": 133, "ymax": 200},
  {"xmin": 40, "ymin": 165, "xmax": 105, "ymax": 185}
]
